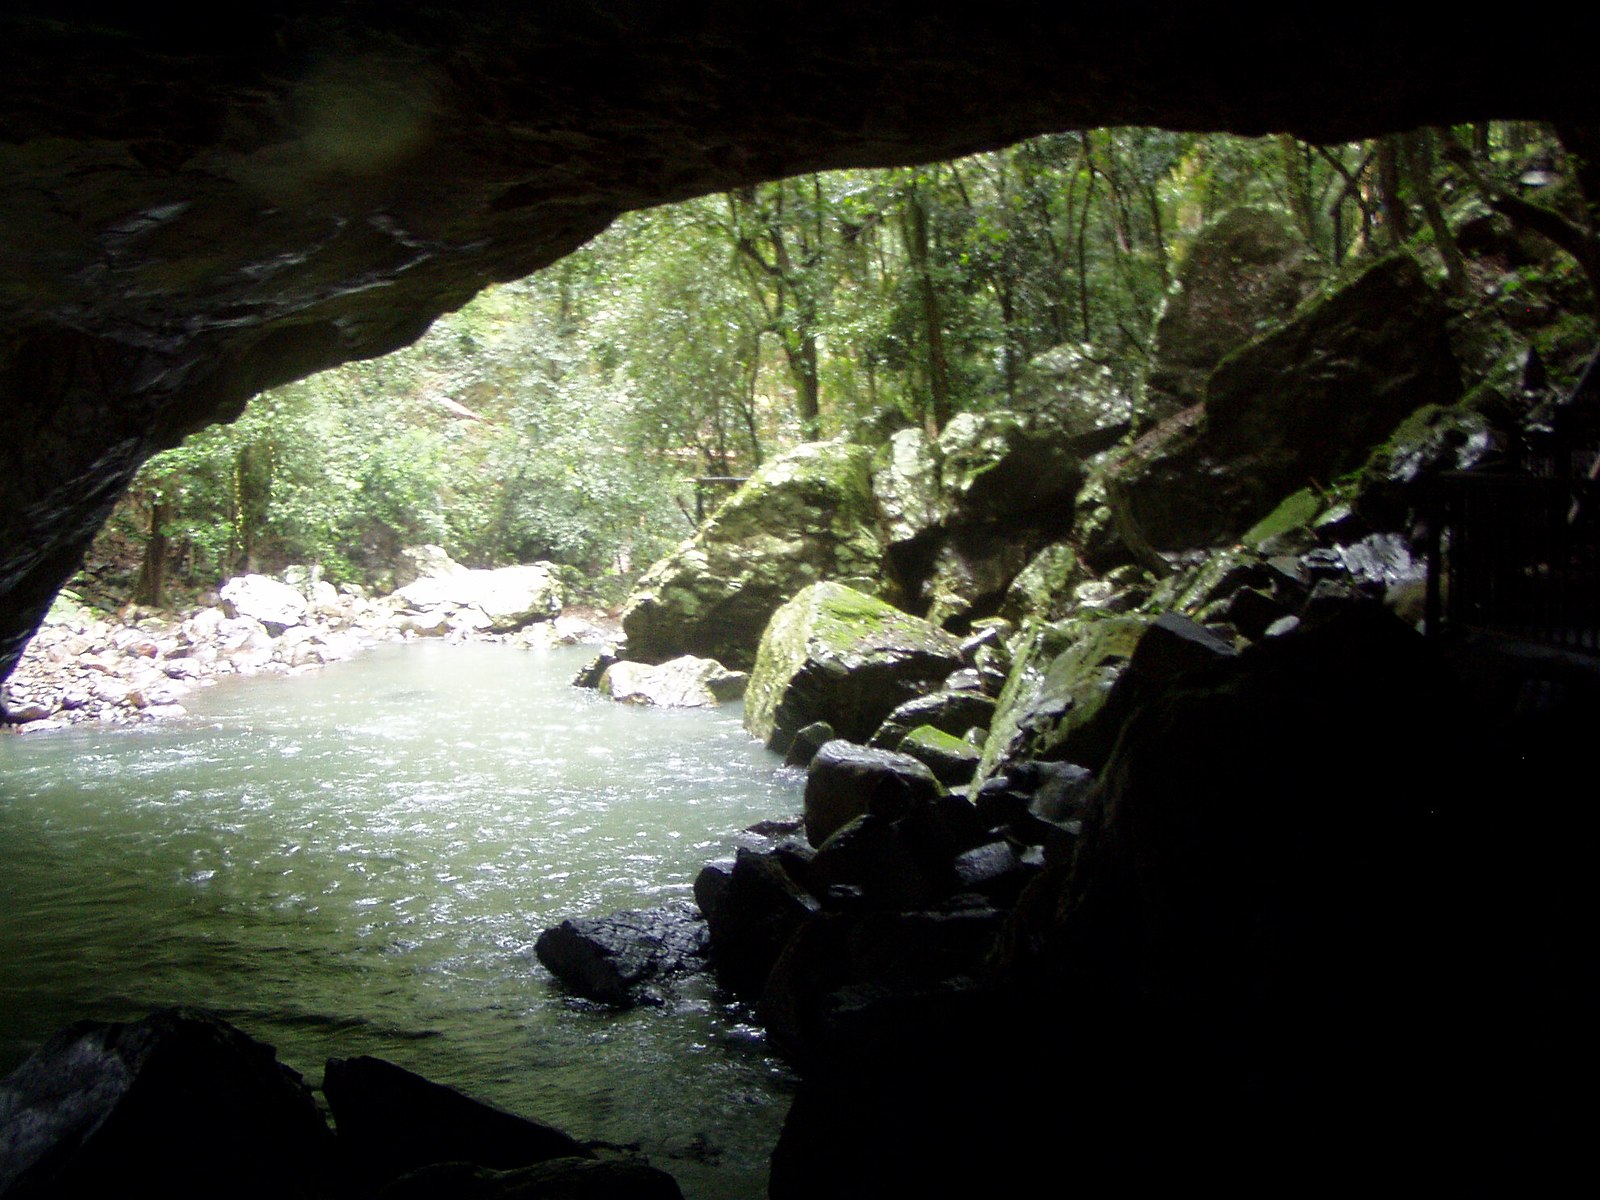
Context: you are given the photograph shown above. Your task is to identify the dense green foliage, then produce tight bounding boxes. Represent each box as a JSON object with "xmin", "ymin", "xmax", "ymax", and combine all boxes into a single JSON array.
[{"xmin": 83, "ymin": 121, "xmax": 1593, "ymax": 608}]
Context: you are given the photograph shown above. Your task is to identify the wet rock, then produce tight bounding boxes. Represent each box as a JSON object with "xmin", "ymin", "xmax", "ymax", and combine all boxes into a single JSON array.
[
  {"xmin": 742, "ymin": 583, "xmax": 963, "ymax": 752},
  {"xmin": 758, "ymin": 906, "xmax": 1004, "ymax": 1069},
  {"xmin": 694, "ymin": 849, "xmax": 820, "ymax": 1000},
  {"xmin": 324, "ymin": 1054, "xmax": 590, "ymax": 1186},
  {"xmin": 571, "ymin": 653, "xmax": 619, "ymax": 689},
  {"xmin": 868, "ymin": 689, "xmax": 997, "ymax": 750},
  {"xmin": 375, "ymin": 1157, "xmax": 683, "ymax": 1200},
  {"xmin": 0, "ymin": 1007, "xmax": 331, "ymax": 1198},
  {"xmin": 597, "ymin": 656, "xmax": 746, "ymax": 707},
  {"xmin": 622, "ymin": 442, "xmax": 886, "ymax": 670},
  {"xmin": 897, "ymin": 724, "xmax": 981, "ymax": 785},
  {"xmin": 807, "ymin": 814, "xmax": 950, "ymax": 911},
  {"xmin": 802, "ymin": 740, "xmax": 944, "ymax": 847},
  {"xmin": 533, "ymin": 903, "xmax": 709, "ymax": 1008},
  {"xmin": 782, "ymin": 721, "xmax": 835, "ymax": 769},
  {"xmin": 950, "ymin": 839, "xmax": 1029, "ymax": 903}
]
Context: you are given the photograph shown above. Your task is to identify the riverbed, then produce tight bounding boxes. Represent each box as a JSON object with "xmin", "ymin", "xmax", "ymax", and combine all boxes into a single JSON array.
[{"xmin": 0, "ymin": 641, "xmax": 800, "ymax": 1198}]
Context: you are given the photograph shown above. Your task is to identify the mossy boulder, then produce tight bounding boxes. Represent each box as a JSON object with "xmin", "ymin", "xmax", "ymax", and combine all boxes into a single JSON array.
[
  {"xmin": 1141, "ymin": 206, "xmax": 1322, "ymax": 426},
  {"xmin": 621, "ymin": 441, "xmax": 886, "ymax": 670},
  {"xmin": 977, "ymin": 616, "xmax": 1152, "ymax": 782},
  {"xmin": 1001, "ymin": 542, "xmax": 1089, "ymax": 624},
  {"xmin": 1015, "ymin": 343, "xmax": 1135, "ymax": 456},
  {"xmin": 1117, "ymin": 253, "xmax": 1462, "ymax": 552},
  {"xmin": 873, "ymin": 412, "xmax": 1083, "ymax": 628},
  {"xmin": 743, "ymin": 582, "xmax": 965, "ymax": 754},
  {"xmin": 898, "ymin": 724, "xmax": 982, "ymax": 785}
]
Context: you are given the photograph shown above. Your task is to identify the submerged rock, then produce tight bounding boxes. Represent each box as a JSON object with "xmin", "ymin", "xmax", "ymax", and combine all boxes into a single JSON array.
[
  {"xmin": 597, "ymin": 656, "xmax": 746, "ymax": 707},
  {"xmin": 742, "ymin": 582, "xmax": 964, "ymax": 753},
  {"xmin": 533, "ymin": 902, "xmax": 709, "ymax": 1008},
  {"xmin": 0, "ymin": 1007, "xmax": 331, "ymax": 1198}
]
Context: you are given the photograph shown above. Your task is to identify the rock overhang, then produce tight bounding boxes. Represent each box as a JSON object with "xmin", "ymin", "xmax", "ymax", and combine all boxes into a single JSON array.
[{"xmin": 2, "ymin": 4, "xmax": 1596, "ymax": 678}]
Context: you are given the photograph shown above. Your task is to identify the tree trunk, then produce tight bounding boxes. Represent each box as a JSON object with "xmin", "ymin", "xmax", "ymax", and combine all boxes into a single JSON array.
[
  {"xmin": 1405, "ymin": 129, "xmax": 1471, "ymax": 297},
  {"xmin": 133, "ymin": 497, "xmax": 167, "ymax": 607},
  {"xmin": 902, "ymin": 179, "xmax": 951, "ymax": 433}
]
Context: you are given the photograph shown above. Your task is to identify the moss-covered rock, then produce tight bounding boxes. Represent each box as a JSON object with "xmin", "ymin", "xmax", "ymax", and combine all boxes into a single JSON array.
[
  {"xmin": 1000, "ymin": 542, "xmax": 1089, "ymax": 624},
  {"xmin": 621, "ymin": 441, "xmax": 885, "ymax": 670},
  {"xmin": 743, "ymin": 583, "xmax": 965, "ymax": 753},
  {"xmin": 1117, "ymin": 253, "xmax": 1462, "ymax": 552},
  {"xmin": 976, "ymin": 616, "xmax": 1151, "ymax": 782},
  {"xmin": 1141, "ymin": 206, "xmax": 1323, "ymax": 426},
  {"xmin": 1015, "ymin": 343, "xmax": 1135, "ymax": 456},
  {"xmin": 874, "ymin": 412, "xmax": 1084, "ymax": 628},
  {"xmin": 898, "ymin": 724, "xmax": 982, "ymax": 785}
]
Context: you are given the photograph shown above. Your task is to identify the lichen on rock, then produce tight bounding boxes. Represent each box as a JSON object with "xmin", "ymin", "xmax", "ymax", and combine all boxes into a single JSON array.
[{"xmin": 742, "ymin": 582, "xmax": 964, "ymax": 754}]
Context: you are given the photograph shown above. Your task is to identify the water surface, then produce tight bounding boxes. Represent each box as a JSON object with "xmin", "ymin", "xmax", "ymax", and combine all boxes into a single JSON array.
[{"xmin": 0, "ymin": 641, "xmax": 800, "ymax": 1198}]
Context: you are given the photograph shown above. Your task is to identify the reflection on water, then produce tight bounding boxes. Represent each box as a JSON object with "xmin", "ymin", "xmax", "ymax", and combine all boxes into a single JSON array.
[{"xmin": 0, "ymin": 641, "xmax": 800, "ymax": 1199}]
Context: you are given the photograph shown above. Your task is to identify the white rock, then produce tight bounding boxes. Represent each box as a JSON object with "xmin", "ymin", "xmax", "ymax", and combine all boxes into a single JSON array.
[
  {"xmin": 599, "ymin": 656, "xmax": 748, "ymax": 708},
  {"xmin": 219, "ymin": 574, "xmax": 308, "ymax": 634}
]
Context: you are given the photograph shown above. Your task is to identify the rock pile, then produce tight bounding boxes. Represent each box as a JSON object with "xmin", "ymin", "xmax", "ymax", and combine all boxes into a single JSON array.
[{"xmin": 3, "ymin": 549, "xmax": 612, "ymax": 732}]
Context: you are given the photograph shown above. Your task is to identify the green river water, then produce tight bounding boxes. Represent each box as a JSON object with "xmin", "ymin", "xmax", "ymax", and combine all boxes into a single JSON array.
[{"xmin": 0, "ymin": 641, "xmax": 801, "ymax": 1198}]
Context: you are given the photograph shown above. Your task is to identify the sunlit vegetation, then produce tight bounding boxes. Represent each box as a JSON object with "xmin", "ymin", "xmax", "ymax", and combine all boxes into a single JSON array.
[{"xmin": 81, "ymin": 120, "xmax": 1590, "ymax": 608}]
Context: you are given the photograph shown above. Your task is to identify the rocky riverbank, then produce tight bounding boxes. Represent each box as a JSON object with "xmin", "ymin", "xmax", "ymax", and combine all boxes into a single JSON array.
[{"xmin": 2, "ymin": 551, "xmax": 620, "ymax": 733}]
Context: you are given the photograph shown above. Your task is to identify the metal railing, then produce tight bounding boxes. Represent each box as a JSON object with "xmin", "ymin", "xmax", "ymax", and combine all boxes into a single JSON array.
[
  {"xmin": 1426, "ymin": 472, "xmax": 1600, "ymax": 654},
  {"xmin": 693, "ymin": 476, "xmax": 748, "ymax": 523}
]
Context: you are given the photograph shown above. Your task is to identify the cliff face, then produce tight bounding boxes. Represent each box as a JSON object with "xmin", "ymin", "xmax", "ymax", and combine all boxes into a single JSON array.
[{"xmin": 2, "ymin": 4, "xmax": 1595, "ymax": 678}]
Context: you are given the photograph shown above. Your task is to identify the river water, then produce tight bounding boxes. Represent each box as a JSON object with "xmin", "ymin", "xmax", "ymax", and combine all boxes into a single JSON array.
[{"xmin": 0, "ymin": 641, "xmax": 801, "ymax": 1198}]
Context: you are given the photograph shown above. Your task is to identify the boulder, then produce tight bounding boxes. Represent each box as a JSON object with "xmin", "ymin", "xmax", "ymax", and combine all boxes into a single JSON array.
[
  {"xmin": 869, "ymin": 689, "xmax": 997, "ymax": 750},
  {"xmin": 533, "ymin": 902, "xmax": 709, "ymax": 1007},
  {"xmin": 597, "ymin": 656, "xmax": 747, "ymax": 707},
  {"xmin": 621, "ymin": 441, "xmax": 886, "ymax": 670},
  {"xmin": 871, "ymin": 411, "xmax": 1085, "ymax": 630},
  {"xmin": 758, "ymin": 906, "xmax": 1005, "ymax": 1069},
  {"xmin": 323, "ymin": 1055, "xmax": 589, "ymax": 1185},
  {"xmin": 1000, "ymin": 541, "xmax": 1089, "ymax": 624},
  {"xmin": 897, "ymin": 724, "xmax": 982, "ymax": 785},
  {"xmin": 219, "ymin": 574, "xmax": 308, "ymax": 635},
  {"xmin": 1117, "ymin": 253, "xmax": 1461, "ymax": 551},
  {"xmin": 394, "ymin": 562, "xmax": 563, "ymax": 632},
  {"xmin": 782, "ymin": 720, "xmax": 836, "ymax": 769},
  {"xmin": 990, "ymin": 609, "xmax": 1506, "ymax": 1172},
  {"xmin": 1014, "ymin": 342, "xmax": 1136, "ymax": 456},
  {"xmin": 1140, "ymin": 206, "xmax": 1322, "ymax": 425},
  {"xmin": 802, "ymin": 740, "xmax": 944, "ymax": 847},
  {"xmin": 742, "ymin": 582, "xmax": 964, "ymax": 753},
  {"xmin": 394, "ymin": 544, "xmax": 467, "ymax": 588},
  {"xmin": 0, "ymin": 1008, "xmax": 331, "ymax": 1198},
  {"xmin": 694, "ymin": 849, "xmax": 821, "ymax": 1000}
]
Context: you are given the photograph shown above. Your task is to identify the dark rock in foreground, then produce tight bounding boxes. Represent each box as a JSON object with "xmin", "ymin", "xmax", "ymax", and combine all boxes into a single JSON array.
[
  {"xmin": 802, "ymin": 740, "xmax": 943, "ymax": 847},
  {"xmin": 533, "ymin": 902, "xmax": 708, "ymax": 1008},
  {"xmin": 375, "ymin": 1157, "xmax": 683, "ymax": 1199},
  {"xmin": 325, "ymin": 1055, "xmax": 591, "ymax": 1184},
  {"xmin": 0, "ymin": 1007, "xmax": 332, "ymax": 1199}
]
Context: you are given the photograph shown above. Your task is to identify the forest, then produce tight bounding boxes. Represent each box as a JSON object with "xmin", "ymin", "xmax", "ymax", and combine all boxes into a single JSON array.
[{"xmin": 78, "ymin": 120, "xmax": 1592, "ymax": 611}]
